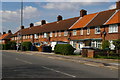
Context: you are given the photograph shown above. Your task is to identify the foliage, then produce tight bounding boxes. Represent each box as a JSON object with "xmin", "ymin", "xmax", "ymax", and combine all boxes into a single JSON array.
[
  {"xmin": 7, "ymin": 41, "xmax": 16, "ymax": 50},
  {"xmin": 0, "ymin": 41, "xmax": 16, "ymax": 50},
  {"xmin": 102, "ymin": 40, "xmax": 110, "ymax": 50},
  {"xmin": 113, "ymin": 39, "xmax": 120, "ymax": 50},
  {"xmin": 21, "ymin": 42, "xmax": 32, "ymax": 51},
  {"xmin": 54, "ymin": 44, "xmax": 75, "ymax": 55}
]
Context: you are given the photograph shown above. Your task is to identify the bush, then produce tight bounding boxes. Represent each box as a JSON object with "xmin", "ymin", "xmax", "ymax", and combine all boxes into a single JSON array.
[
  {"xmin": 54, "ymin": 44, "xmax": 75, "ymax": 55},
  {"xmin": 113, "ymin": 39, "xmax": 120, "ymax": 53},
  {"xmin": 102, "ymin": 40, "xmax": 110, "ymax": 50},
  {"xmin": 7, "ymin": 41, "xmax": 16, "ymax": 50},
  {"xmin": 21, "ymin": 42, "xmax": 32, "ymax": 51}
]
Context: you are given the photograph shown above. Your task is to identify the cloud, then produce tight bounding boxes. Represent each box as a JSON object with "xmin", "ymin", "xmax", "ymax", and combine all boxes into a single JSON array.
[
  {"xmin": 43, "ymin": 3, "xmax": 79, "ymax": 10},
  {"xmin": 43, "ymin": 2, "xmax": 91, "ymax": 11},
  {"xmin": 109, "ymin": 4, "xmax": 116, "ymax": 9},
  {"xmin": 1, "ymin": 6, "xmax": 40, "ymax": 23},
  {"xmin": 34, "ymin": 20, "xmax": 49, "ymax": 26}
]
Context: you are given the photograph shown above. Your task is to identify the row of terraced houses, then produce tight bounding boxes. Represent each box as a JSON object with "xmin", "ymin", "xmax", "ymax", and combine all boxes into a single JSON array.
[{"xmin": 1, "ymin": 1, "xmax": 120, "ymax": 50}]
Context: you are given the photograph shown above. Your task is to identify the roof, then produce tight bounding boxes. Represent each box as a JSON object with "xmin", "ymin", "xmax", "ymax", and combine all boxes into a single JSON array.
[
  {"xmin": 87, "ymin": 9, "xmax": 116, "ymax": 27},
  {"xmin": 70, "ymin": 13, "xmax": 98, "ymax": 29},
  {"xmin": 0, "ymin": 33, "xmax": 12, "ymax": 40},
  {"xmin": 105, "ymin": 10, "xmax": 120, "ymax": 25},
  {"xmin": 13, "ymin": 17, "xmax": 79, "ymax": 36},
  {"xmin": 70, "ymin": 9, "xmax": 117, "ymax": 29}
]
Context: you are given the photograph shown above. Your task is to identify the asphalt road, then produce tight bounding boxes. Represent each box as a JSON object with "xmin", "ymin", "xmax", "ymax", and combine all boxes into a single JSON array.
[{"xmin": 2, "ymin": 51, "xmax": 119, "ymax": 78}]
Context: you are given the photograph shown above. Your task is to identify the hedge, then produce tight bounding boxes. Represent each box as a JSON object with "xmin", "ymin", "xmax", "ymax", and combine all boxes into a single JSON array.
[
  {"xmin": 21, "ymin": 42, "xmax": 32, "ymax": 51},
  {"xmin": 54, "ymin": 44, "xmax": 75, "ymax": 55},
  {"xmin": 0, "ymin": 41, "xmax": 16, "ymax": 50},
  {"xmin": 102, "ymin": 40, "xmax": 110, "ymax": 50}
]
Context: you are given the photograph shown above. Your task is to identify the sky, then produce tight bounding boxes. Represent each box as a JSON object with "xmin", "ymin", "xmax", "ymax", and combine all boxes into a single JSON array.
[{"xmin": 1, "ymin": 0, "xmax": 118, "ymax": 33}]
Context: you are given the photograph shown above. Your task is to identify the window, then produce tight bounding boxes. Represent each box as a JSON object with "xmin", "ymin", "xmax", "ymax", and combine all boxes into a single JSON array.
[
  {"xmin": 50, "ymin": 32, "xmax": 53, "ymax": 37},
  {"xmin": 109, "ymin": 24, "xmax": 118, "ymax": 33},
  {"xmin": 80, "ymin": 28, "xmax": 83, "ymax": 35},
  {"xmin": 87, "ymin": 28, "xmax": 90, "ymax": 35},
  {"xmin": 34, "ymin": 34, "xmax": 38, "ymax": 39},
  {"xmin": 44, "ymin": 33, "xmax": 47, "ymax": 38},
  {"xmin": 58, "ymin": 31, "xmax": 61, "ymax": 37},
  {"xmin": 73, "ymin": 30, "xmax": 77, "ymax": 36},
  {"xmin": 64, "ymin": 31, "xmax": 68, "ymax": 36},
  {"xmin": 95, "ymin": 26, "xmax": 100, "ymax": 34},
  {"xmin": 55, "ymin": 32, "xmax": 57, "ymax": 37},
  {"xmin": 23, "ymin": 36, "xmax": 25, "ymax": 39},
  {"xmin": 30, "ymin": 35, "xmax": 33, "ymax": 39}
]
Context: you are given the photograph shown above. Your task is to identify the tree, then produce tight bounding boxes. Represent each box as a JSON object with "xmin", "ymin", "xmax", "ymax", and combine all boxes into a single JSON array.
[
  {"xmin": 113, "ymin": 39, "xmax": 120, "ymax": 53},
  {"xmin": 102, "ymin": 40, "xmax": 110, "ymax": 50}
]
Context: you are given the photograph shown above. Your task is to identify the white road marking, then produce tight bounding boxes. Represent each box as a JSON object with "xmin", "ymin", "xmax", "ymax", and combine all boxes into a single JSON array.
[
  {"xmin": 15, "ymin": 58, "xmax": 32, "ymax": 64},
  {"xmin": 42, "ymin": 66, "xmax": 76, "ymax": 78}
]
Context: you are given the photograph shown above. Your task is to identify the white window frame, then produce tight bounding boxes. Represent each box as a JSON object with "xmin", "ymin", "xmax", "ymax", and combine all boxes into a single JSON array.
[
  {"xmin": 44, "ymin": 33, "xmax": 47, "ymax": 38},
  {"xmin": 30, "ymin": 35, "xmax": 33, "ymax": 39},
  {"xmin": 58, "ymin": 31, "xmax": 61, "ymax": 37},
  {"xmin": 34, "ymin": 34, "xmax": 38, "ymax": 39},
  {"xmin": 109, "ymin": 24, "xmax": 118, "ymax": 33},
  {"xmin": 50, "ymin": 32, "xmax": 53, "ymax": 37},
  {"xmin": 55, "ymin": 32, "xmax": 57, "ymax": 37},
  {"xmin": 64, "ymin": 31, "xmax": 68, "ymax": 36},
  {"xmin": 73, "ymin": 30, "xmax": 77, "ymax": 36},
  {"xmin": 80, "ymin": 28, "xmax": 83, "ymax": 35},
  {"xmin": 95, "ymin": 26, "xmax": 101, "ymax": 34},
  {"xmin": 87, "ymin": 28, "xmax": 90, "ymax": 35}
]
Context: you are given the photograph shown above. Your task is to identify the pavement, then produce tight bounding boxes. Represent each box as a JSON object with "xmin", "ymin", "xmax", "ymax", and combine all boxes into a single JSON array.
[
  {"xmin": 2, "ymin": 50, "xmax": 120, "ymax": 70},
  {"xmin": 2, "ymin": 51, "xmax": 119, "ymax": 78}
]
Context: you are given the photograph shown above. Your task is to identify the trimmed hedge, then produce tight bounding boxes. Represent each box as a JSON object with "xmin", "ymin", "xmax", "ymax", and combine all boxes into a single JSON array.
[
  {"xmin": 21, "ymin": 42, "xmax": 32, "ymax": 51},
  {"xmin": 54, "ymin": 44, "xmax": 75, "ymax": 55},
  {"xmin": 0, "ymin": 41, "xmax": 16, "ymax": 50},
  {"xmin": 102, "ymin": 40, "xmax": 110, "ymax": 50}
]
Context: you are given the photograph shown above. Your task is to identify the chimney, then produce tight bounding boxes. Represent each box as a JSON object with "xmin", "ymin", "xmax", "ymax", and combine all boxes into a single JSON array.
[
  {"xmin": 80, "ymin": 9, "xmax": 87, "ymax": 17},
  {"xmin": 116, "ymin": 1, "xmax": 120, "ymax": 9},
  {"xmin": 3, "ymin": 32, "xmax": 6, "ymax": 34},
  {"xmin": 8, "ymin": 30, "xmax": 11, "ymax": 33},
  {"xmin": 30, "ymin": 23, "xmax": 34, "ymax": 27},
  {"xmin": 41, "ymin": 20, "xmax": 46, "ymax": 25},
  {"xmin": 57, "ymin": 15, "xmax": 62, "ymax": 21},
  {"xmin": 21, "ymin": 25, "xmax": 24, "ymax": 29}
]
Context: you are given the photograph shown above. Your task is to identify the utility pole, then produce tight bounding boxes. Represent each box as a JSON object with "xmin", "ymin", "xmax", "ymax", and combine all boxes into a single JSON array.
[{"xmin": 17, "ymin": 0, "xmax": 23, "ymax": 51}]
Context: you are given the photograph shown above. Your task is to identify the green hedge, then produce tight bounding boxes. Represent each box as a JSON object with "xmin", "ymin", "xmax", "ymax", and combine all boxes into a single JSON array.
[
  {"xmin": 102, "ymin": 40, "xmax": 110, "ymax": 50},
  {"xmin": 0, "ymin": 41, "xmax": 16, "ymax": 50},
  {"xmin": 54, "ymin": 44, "xmax": 75, "ymax": 55},
  {"xmin": 21, "ymin": 42, "xmax": 32, "ymax": 51}
]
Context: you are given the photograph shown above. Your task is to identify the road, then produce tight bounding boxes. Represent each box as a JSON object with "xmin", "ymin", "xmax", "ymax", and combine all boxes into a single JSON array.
[{"xmin": 2, "ymin": 51, "xmax": 119, "ymax": 78}]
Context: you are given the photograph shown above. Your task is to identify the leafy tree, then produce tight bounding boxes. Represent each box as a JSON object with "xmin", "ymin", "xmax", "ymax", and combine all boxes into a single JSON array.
[
  {"xmin": 21, "ymin": 42, "xmax": 32, "ymax": 51},
  {"xmin": 113, "ymin": 39, "xmax": 120, "ymax": 53},
  {"xmin": 102, "ymin": 40, "xmax": 110, "ymax": 50}
]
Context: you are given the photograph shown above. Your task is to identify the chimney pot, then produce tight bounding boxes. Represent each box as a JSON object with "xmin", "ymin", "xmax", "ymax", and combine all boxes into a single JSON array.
[
  {"xmin": 8, "ymin": 30, "xmax": 11, "ymax": 33},
  {"xmin": 80, "ymin": 9, "xmax": 87, "ymax": 17},
  {"xmin": 30, "ymin": 23, "xmax": 34, "ymax": 27},
  {"xmin": 3, "ymin": 32, "xmax": 6, "ymax": 34},
  {"xmin": 41, "ymin": 20, "xmax": 46, "ymax": 25},
  {"xmin": 116, "ymin": 1, "xmax": 120, "ymax": 9},
  {"xmin": 21, "ymin": 25, "xmax": 24, "ymax": 29},
  {"xmin": 57, "ymin": 15, "xmax": 63, "ymax": 21}
]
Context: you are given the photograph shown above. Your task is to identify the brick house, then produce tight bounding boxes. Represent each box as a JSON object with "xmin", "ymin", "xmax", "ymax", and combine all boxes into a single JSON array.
[
  {"xmin": 12, "ymin": 1, "xmax": 120, "ymax": 50},
  {"xmin": 0, "ymin": 30, "xmax": 13, "ymax": 44},
  {"xmin": 12, "ymin": 16, "xmax": 79, "ymax": 50},
  {"xmin": 69, "ymin": 2, "xmax": 120, "ymax": 50}
]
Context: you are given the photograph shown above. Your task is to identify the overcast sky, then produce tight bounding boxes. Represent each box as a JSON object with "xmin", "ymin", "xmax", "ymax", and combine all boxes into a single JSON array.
[{"xmin": 1, "ymin": 0, "xmax": 117, "ymax": 33}]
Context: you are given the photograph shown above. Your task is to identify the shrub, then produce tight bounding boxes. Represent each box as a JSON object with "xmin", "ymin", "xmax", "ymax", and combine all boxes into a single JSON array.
[
  {"xmin": 7, "ymin": 41, "xmax": 16, "ymax": 50},
  {"xmin": 113, "ymin": 39, "xmax": 120, "ymax": 53},
  {"xmin": 21, "ymin": 42, "xmax": 32, "ymax": 51},
  {"xmin": 102, "ymin": 40, "xmax": 110, "ymax": 50},
  {"xmin": 54, "ymin": 44, "xmax": 75, "ymax": 55}
]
